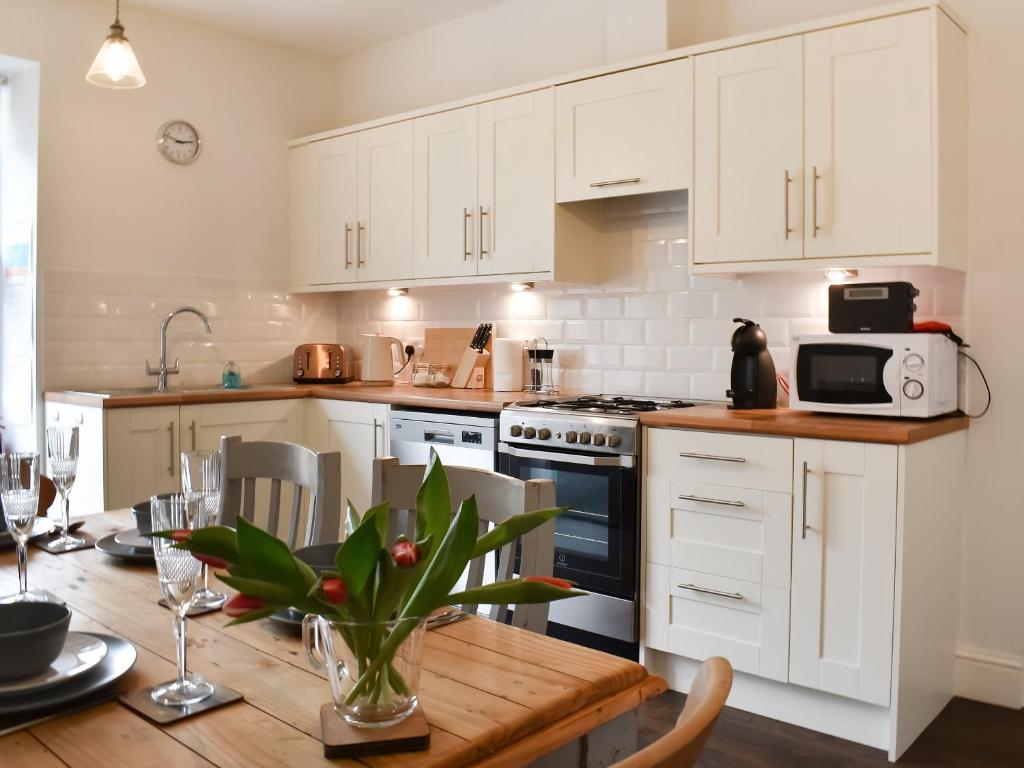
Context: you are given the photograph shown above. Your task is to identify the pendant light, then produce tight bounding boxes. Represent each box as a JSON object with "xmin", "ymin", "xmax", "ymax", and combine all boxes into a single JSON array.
[{"xmin": 86, "ymin": 0, "xmax": 146, "ymax": 89}]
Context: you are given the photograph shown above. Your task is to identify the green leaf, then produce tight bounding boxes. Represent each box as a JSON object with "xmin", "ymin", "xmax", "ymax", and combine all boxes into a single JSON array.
[
  {"xmin": 336, "ymin": 511, "xmax": 381, "ymax": 596},
  {"xmin": 217, "ymin": 574, "xmax": 299, "ymax": 605},
  {"xmin": 470, "ymin": 507, "xmax": 566, "ymax": 560},
  {"xmin": 401, "ymin": 495, "xmax": 478, "ymax": 621},
  {"xmin": 157, "ymin": 526, "xmax": 241, "ymax": 565},
  {"xmin": 446, "ymin": 578, "xmax": 585, "ymax": 608},
  {"xmin": 362, "ymin": 500, "xmax": 391, "ymax": 544},
  {"xmin": 235, "ymin": 518, "xmax": 305, "ymax": 591},
  {"xmin": 344, "ymin": 500, "xmax": 362, "ymax": 537},
  {"xmin": 224, "ymin": 605, "xmax": 280, "ymax": 626},
  {"xmin": 415, "ymin": 449, "xmax": 452, "ymax": 559}
]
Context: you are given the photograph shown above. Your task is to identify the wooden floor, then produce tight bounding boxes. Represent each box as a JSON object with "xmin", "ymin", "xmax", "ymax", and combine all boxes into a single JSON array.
[{"xmin": 637, "ymin": 692, "xmax": 1024, "ymax": 766}]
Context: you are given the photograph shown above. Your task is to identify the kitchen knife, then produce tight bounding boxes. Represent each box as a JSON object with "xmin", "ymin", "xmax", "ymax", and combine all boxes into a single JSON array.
[{"xmin": 469, "ymin": 324, "xmax": 484, "ymax": 350}]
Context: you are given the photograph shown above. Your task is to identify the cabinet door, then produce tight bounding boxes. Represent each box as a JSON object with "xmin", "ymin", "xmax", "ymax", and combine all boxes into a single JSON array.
[
  {"xmin": 306, "ymin": 400, "xmax": 388, "ymax": 515},
  {"xmin": 44, "ymin": 403, "xmax": 105, "ymax": 515},
  {"xmin": 356, "ymin": 122, "xmax": 414, "ymax": 283},
  {"xmin": 180, "ymin": 400, "xmax": 305, "ymax": 453},
  {"xmin": 693, "ymin": 37, "xmax": 803, "ymax": 264},
  {"xmin": 306, "ymin": 135, "xmax": 358, "ymax": 285},
  {"xmin": 790, "ymin": 438, "xmax": 897, "ymax": 706},
  {"xmin": 105, "ymin": 406, "xmax": 180, "ymax": 509},
  {"xmin": 556, "ymin": 60, "xmax": 691, "ymax": 202},
  {"xmin": 414, "ymin": 107, "xmax": 478, "ymax": 278},
  {"xmin": 804, "ymin": 13, "xmax": 931, "ymax": 258},
  {"xmin": 478, "ymin": 89, "xmax": 555, "ymax": 276}
]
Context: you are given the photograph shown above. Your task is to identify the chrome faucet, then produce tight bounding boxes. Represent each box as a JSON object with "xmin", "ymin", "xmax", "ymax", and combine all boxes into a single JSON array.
[{"xmin": 146, "ymin": 306, "xmax": 213, "ymax": 392}]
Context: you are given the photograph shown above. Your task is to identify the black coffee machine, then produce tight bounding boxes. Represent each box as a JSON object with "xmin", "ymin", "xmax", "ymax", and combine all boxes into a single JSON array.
[{"xmin": 727, "ymin": 318, "xmax": 777, "ymax": 409}]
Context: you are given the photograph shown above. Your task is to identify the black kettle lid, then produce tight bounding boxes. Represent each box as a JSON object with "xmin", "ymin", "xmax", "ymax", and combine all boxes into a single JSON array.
[{"xmin": 731, "ymin": 318, "xmax": 769, "ymax": 353}]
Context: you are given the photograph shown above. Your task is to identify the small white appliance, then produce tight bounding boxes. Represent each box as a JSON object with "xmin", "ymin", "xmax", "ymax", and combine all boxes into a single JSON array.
[
  {"xmin": 491, "ymin": 338, "xmax": 524, "ymax": 392},
  {"xmin": 791, "ymin": 333, "xmax": 958, "ymax": 418},
  {"xmin": 360, "ymin": 334, "xmax": 404, "ymax": 385}
]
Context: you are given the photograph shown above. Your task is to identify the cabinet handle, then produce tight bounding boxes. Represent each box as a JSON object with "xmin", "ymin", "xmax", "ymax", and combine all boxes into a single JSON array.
[
  {"xmin": 167, "ymin": 422, "xmax": 175, "ymax": 477},
  {"xmin": 811, "ymin": 166, "xmax": 821, "ymax": 238},
  {"xmin": 678, "ymin": 583, "xmax": 743, "ymax": 601},
  {"xmin": 190, "ymin": 420, "xmax": 197, "ymax": 451},
  {"xmin": 677, "ymin": 493, "xmax": 744, "ymax": 508},
  {"xmin": 344, "ymin": 223, "xmax": 353, "ymax": 269},
  {"xmin": 357, "ymin": 222, "xmax": 366, "ymax": 266},
  {"xmin": 463, "ymin": 208, "xmax": 472, "ymax": 261},
  {"xmin": 75, "ymin": 413, "xmax": 84, "ymax": 425},
  {"xmin": 479, "ymin": 206, "xmax": 489, "ymax": 258},
  {"xmin": 801, "ymin": 460, "xmax": 810, "ymax": 539},
  {"xmin": 678, "ymin": 451, "xmax": 746, "ymax": 463},
  {"xmin": 590, "ymin": 177, "xmax": 642, "ymax": 188},
  {"xmin": 783, "ymin": 170, "xmax": 793, "ymax": 239},
  {"xmin": 372, "ymin": 418, "xmax": 384, "ymax": 457}
]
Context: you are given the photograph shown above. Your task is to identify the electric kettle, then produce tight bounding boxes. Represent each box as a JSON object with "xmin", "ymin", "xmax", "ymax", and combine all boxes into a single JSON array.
[
  {"xmin": 361, "ymin": 334, "xmax": 404, "ymax": 385},
  {"xmin": 726, "ymin": 318, "xmax": 777, "ymax": 409}
]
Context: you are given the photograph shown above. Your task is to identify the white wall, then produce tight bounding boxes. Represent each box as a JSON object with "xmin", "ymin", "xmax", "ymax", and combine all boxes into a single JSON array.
[
  {"xmin": 330, "ymin": 0, "xmax": 1024, "ymax": 708},
  {"xmin": 0, "ymin": 0, "xmax": 341, "ymax": 389}
]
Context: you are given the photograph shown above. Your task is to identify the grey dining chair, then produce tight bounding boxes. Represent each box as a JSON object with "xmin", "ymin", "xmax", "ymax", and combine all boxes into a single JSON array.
[
  {"xmin": 217, "ymin": 435, "xmax": 341, "ymax": 547},
  {"xmin": 371, "ymin": 456, "xmax": 556, "ymax": 634}
]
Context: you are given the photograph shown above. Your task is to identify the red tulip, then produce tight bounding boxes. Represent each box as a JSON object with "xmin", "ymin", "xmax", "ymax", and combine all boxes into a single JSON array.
[
  {"xmin": 170, "ymin": 529, "xmax": 191, "ymax": 543},
  {"xmin": 224, "ymin": 593, "xmax": 265, "ymax": 618},
  {"xmin": 195, "ymin": 553, "xmax": 229, "ymax": 570},
  {"xmin": 525, "ymin": 575, "xmax": 573, "ymax": 590},
  {"xmin": 322, "ymin": 577, "xmax": 348, "ymax": 605},
  {"xmin": 391, "ymin": 539, "xmax": 420, "ymax": 568}
]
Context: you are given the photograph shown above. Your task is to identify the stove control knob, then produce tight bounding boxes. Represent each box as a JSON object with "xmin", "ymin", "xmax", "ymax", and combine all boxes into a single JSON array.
[
  {"xmin": 538, "ymin": 428, "xmax": 551, "ymax": 440},
  {"xmin": 565, "ymin": 431, "xmax": 578, "ymax": 444},
  {"xmin": 578, "ymin": 431, "xmax": 592, "ymax": 445},
  {"xmin": 607, "ymin": 434, "xmax": 622, "ymax": 448},
  {"xmin": 592, "ymin": 433, "xmax": 606, "ymax": 446},
  {"xmin": 903, "ymin": 380, "xmax": 924, "ymax": 400},
  {"xmin": 523, "ymin": 426, "xmax": 537, "ymax": 439},
  {"xmin": 510, "ymin": 425, "xmax": 523, "ymax": 437}
]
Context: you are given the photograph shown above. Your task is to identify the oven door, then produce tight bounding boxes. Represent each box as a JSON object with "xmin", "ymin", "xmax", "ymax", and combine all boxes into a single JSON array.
[
  {"xmin": 794, "ymin": 342, "xmax": 900, "ymax": 413},
  {"xmin": 498, "ymin": 443, "xmax": 637, "ymax": 599}
]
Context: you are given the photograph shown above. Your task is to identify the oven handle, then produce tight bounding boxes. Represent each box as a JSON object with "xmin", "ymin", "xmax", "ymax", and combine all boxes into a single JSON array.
[{"xmin": 499, "ymin": 443, "xmax": 635, "ymax": 469}]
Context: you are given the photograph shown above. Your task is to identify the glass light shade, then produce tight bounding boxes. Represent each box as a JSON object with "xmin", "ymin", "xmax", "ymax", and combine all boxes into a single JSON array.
[{"xmin": 86, "ymin": 25, "xmax": 146, "ymax": 89}]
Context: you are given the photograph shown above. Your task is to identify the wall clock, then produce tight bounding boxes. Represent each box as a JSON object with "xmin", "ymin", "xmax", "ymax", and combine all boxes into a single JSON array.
[{"xmin": 156, "ymin": 119, "xmax": 202, "ymax": 164}]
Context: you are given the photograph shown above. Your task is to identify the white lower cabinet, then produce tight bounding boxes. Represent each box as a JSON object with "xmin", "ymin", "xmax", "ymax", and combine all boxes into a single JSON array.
[
  {"xmin": 789, "ymin": 438, "xmax": 897, "ymax": 706},
  {"xmin": 105, "ymin": 406, "xmax": 182, "ymax": 510},
  {"xmin": 179, "ymin": 400, "xmax": 305, "ymax": 453},
  {"xmin": 42, "ymin": 402, "xmax": 106, "ymax": 516},
  {"xmin": 305, "ymin": 399, "xmax": 388, "ymax": 515}
]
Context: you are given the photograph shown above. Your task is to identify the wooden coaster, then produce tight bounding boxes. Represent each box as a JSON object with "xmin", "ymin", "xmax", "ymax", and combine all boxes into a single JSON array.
[
  {"xmin": 320, "ymin": 703, "xmax": 430, "ymax": 758},
  {"xmin": 33, "ymin": 532, "xmax": 96, "ymax": 554},
  {"xmin": 120, "ymin": 681, "xmax": 243, "ymax": 724}
]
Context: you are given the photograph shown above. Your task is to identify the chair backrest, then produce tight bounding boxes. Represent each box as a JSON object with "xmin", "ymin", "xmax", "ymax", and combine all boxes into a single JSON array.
[
  {"xmin": 613, "ymin": 657, "xmax": 733, "ymax": 768},
  {"xmin": 217, "ymin": 435, "xmax": 341, "ymax": 548},
  {"xmin": 38, "ymin": 475, "xmax": 57, "ymax": 517},
  {"xmin": 371, "ymin": 457, "xmax": 556, "ymax": 634}
]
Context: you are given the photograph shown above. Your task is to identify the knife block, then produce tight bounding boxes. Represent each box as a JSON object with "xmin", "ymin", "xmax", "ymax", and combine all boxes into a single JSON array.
[
  {"xmin": 423, "ymin": 328, "xmax": 493, "ymax": 388},
  {"xmin": 452, "ymin": 348, "xmax": 490, "ymax": 389}
]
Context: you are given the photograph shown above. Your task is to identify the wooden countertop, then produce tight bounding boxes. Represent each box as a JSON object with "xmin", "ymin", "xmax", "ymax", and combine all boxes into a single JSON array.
[
  {"xmin": 639, "ymin": 404, "xmax": 969, "ymax": 445},
  {"xmin": 0, "ymin": 511, "xmax": 664, "ymax": 767},
  {"xmin": 45, "ymin": 383, "xmax": 556, "ymax": 413}
]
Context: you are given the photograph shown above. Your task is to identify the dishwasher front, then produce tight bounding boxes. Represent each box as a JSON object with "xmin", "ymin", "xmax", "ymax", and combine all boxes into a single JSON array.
[{"xmin": 388, "ymin": 409, "xmax": 498, "ymax": 471}]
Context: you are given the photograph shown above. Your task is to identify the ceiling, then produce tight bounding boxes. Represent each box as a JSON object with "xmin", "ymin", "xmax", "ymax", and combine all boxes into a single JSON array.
[{"xmin": 121, "ymin": 0, "xmax": 509, "ymax": 58}]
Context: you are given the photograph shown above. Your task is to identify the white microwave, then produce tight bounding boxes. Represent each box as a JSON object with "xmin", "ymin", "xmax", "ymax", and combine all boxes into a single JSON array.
[{"xmin": 790, "ymin": 334, "xmax": 958, "ymax": 418}]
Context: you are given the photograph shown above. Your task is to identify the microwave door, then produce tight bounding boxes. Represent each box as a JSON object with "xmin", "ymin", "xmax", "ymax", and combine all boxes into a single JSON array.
[{"xmin": 795, "ymin": 344, "xmax": 896, "ymax": 409}]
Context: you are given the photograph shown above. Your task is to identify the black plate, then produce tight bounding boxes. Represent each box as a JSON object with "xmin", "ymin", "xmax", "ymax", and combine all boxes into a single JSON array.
[
  {"xmin": 268, "ymin": 607, "xmax": 305, "ymax": 632},
  {"xmin": 0, "ymin": 633, "xmax": 136, "ymax": 716},
  {"xmin": 94, "ymin": 533, "xmax": 154, "ymax": 563}
]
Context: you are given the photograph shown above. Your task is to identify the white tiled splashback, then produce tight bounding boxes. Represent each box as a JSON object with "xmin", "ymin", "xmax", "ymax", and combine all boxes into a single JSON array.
[
  {"xmin": 43, "ymin": 270, "xmax": 337, "ymax": 390},
  {"xmin": 337, "ymin": 192, "xmax": 966, "ymax": 400}
]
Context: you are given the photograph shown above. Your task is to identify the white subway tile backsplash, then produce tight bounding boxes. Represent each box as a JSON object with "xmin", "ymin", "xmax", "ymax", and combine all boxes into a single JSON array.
[
  {"xmin": 604, "ymin": 369, "xmax": 644, "ymax": 395},
  {"xmin": 689, "ymin": 319, "xmax": 738, "ymax": 346},
  {"xmin": 565, "ymin": 320, "xmax": 604, "ymax": 343},
  {"xmin": 667, "ymin": 292, "xmax": 713, "ymax": 319},
  {"xmin": 644, "ymin": 266, "xmax": 689, "ymax": 292},
  {"xmin": 714, "ymin": 290, "xmax": 766, "ymax": 320},
  {"xmin": 645, "ymin": 371, "xmax": 690, "ymax": 398},
  {"xmin": 549, "ymin": 298, "xmax": 583, "ymax": 319},
  {"xmin": 645, "ymin": 319, "xmax": 688, "ymax": 345},
  {"xmin": 585, "ymin": 297, "xmax": 622, "ymax": 319},
  {"xmin": 690, "ymin": 373, "xmax": 730, "ymax": 401},
  {"xmin": 584, "ymin": 345, "xmax": 623, "ymax": 367},
  {"xmin": 604, "ymin": 320, "xmax": 643, "ymax": 344},
  {"xmin": 624, "ymin": 294, "xmax": 666, "ymax": 318},
  {"xmin": 624, "ymin": 345, "xmax": 665, "ymax": 369},
  {"xmin": 667, "ymin": 346, "xmax": 712, "ymax": 372}
]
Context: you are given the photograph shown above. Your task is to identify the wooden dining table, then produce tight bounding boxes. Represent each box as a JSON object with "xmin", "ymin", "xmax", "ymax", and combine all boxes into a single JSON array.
[{"xmin": 0, "ymin": 511, "xmax": 665, "ymax": 768}]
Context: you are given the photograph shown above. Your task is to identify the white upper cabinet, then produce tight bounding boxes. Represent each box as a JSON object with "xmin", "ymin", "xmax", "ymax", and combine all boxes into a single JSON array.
[
  {"xmin": 694, "ymin": 37, "xmax": 803, "ymax": 264},
  {"xmin": 414, "ymin": 107, "xmax": 479, "ymax": 279},
  {"xmin": 356, "ymin": 122, "xmax": 415, "ymax": 283},
  {"xmin": 477, "ymin": 89, "xmax": 555, "ymax": 276},
  {"xmin": 555, "ymin": 60, "xmax": 692, "ymax": 202},
  {"xmin": 803, "ymin": 13, "xmax": 931, "ymax": 259},
  {"xmin": 308, "ymin": 135, "xmax": 358, "ymax": 285}
]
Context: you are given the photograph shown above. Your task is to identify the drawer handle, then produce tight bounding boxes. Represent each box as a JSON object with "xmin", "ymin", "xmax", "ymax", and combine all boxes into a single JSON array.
[
  {"xmin": 678, "ymin": 451, "xmax": 746, "ymax": 463},
  {"xmin": 677, "ymin": 494, "xmax": 744, "ymax": 508},
  {"xmin": 590, "ymin": 177, "xmax": 642, "ymax": 188},
  {"xmin": 801, "ymin": 460, "xmax": 810, "ymax": 540},
  {"xmin": 678, "ymin": 583, "xmax": 744, "ymax": 601}
]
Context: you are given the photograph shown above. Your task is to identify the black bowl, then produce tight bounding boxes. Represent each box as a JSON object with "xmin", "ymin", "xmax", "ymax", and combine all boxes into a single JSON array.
[
  {"xmin": 131, "ymin": 493, "xmax": 176, "ymax": 534},
  {"xmin": 293, "ymin": 542, "xmax": 341, "ymax": 574},
  {"xmin": 0, "ymin": 603, "xmax": 71, "ymax": 681}
]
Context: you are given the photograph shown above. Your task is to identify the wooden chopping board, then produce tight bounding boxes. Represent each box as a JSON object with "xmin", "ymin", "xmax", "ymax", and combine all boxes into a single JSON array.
[{"xmin": 423, "ymin": 327, "xmax": 493, "ymax": 389}]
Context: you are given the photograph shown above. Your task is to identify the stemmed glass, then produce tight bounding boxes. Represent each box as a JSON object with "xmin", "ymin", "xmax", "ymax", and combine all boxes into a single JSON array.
[
  {"xmin": 0, "ymin": 453, "xmax": 58, "ymax": 603},
  {"xmin": 150, "ymin": 494, "xmax": 214, "ymax": 707},
  {"xmin": 45, "ymin": 425, "xmax": 85, "ymax": 551},
  {"xmin": 180, "ymin": 450, "xmax": 226, "ymax": 610}
]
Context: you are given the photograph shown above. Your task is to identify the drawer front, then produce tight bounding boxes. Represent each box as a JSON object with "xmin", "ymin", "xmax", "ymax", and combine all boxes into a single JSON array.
[{"xmin": 647, "ymin": 429, "xmax": 793, "ymax": 493}]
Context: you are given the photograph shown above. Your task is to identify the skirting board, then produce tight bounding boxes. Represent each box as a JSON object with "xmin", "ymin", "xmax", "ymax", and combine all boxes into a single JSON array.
[{"xmin": 954, "ymin": 648, "xmax": 1024, "ymax": 709}]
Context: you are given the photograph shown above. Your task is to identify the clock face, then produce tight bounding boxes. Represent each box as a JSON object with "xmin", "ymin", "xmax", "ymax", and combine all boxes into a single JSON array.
[{"xmin": 156, "ymin": 120, "xmax": 201, "ymax": 164}]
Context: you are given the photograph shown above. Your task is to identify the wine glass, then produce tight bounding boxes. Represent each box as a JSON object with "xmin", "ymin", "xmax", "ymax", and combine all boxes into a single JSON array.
[
  {"xmin": 150, "ymin": 494, "xmax": 214, "ymax": 707},
  {"xmin": 0, "ymin": 453, "xmax": 59, "ymax": 604},
  {"xmin": 45, "ymin": 425, "xmax": 85, "ymax": 551},
  {"xmin": 180, "ymin": 450, "xmax": 226, "ymax": 610}
]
